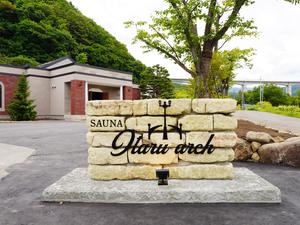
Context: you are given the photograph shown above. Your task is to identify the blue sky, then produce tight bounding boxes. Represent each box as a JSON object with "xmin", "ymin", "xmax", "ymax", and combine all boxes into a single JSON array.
[{"xmin": 69, "ymin": 0, "xmax": 300, "ymax": 82}]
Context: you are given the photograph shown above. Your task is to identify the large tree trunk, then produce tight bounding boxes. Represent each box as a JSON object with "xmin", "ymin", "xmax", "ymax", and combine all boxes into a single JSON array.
[{"xmin": 198, "ymin": 43, "xmax": 213, "ymax": 98}]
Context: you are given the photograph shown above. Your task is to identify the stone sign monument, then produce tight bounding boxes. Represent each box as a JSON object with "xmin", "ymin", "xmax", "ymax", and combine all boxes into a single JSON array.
[
  {"xmin": 86, "ymin": 99, "xmax": 237, "ymax": 181},
  {"xmin": 43, "ymin": 99, "xmax": 281, "ymax": 203}
]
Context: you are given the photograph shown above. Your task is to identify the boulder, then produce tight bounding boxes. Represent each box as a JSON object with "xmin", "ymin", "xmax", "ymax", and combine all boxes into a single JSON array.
[
  {"xmin": 251, "ymin": 152, "xmax": 260, "ymax": 162},
  {"xmin": 271, "ymin": 136, "xmax": 285, "ymax": 143},
  {"xmin": 246, "ymin": 131, "xmax": 273, "ymax": 144},
  {"xmin": 258, "ymin": 139, "xmax": 300, "ymax": 167},
  {"xmin": 251, "ymin": 142, "xmax": 261, "ymax": 152},
  {"xmin": 234, "ymin": 138, "xmax": 253, "ymax": 161},
  {"xmin": 284, "ymin": 137, "xmax": 300, "ymax": 142}
]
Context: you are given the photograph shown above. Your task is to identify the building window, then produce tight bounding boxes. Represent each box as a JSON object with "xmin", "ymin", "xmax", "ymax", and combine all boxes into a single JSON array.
[{"xmin": 0, "ymin": 82, "xmax": 4, "ymax": 111}]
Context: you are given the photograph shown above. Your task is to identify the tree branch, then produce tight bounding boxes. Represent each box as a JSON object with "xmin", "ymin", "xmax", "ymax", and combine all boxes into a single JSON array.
[
  {"xmin": 141, "ymin": 38, "xmax": 196, "ymax": 77},
  {"xmin": 212, "ymin": 0, "xmax": 247, "ymax": 43},
  {"xmin": 149, "ymin": 25, "xmax": 181, "ymax": 60},
  {"xmin": 204, "ymin": 0, "xmax": 217, "ymax": 36}
]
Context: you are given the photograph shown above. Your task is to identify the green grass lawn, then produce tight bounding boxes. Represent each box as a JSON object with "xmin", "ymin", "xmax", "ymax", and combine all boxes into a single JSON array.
[{"xmin": 247, "ymin": 104, "xmax": 300, "ymax": 118}]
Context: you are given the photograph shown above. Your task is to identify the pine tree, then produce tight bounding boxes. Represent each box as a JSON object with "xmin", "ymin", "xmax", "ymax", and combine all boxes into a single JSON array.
[{"xmin": 8, "ymin": 74, "xmax": 37, "ymax": 121}]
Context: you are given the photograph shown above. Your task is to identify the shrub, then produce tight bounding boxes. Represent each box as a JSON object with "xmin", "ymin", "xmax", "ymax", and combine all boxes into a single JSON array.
[
  {"xmin": 256, "ymin": 101, "xmax": 272, "ymax": 109},
  {"xmin": 8, "ymin": 74, "xmax": 37, "ymax": 121}
]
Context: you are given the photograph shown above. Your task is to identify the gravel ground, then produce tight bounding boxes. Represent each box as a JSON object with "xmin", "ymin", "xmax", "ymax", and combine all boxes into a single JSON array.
[{"xmin": 0, "ymin": 121, "xmax": 300, "ymax": 225}]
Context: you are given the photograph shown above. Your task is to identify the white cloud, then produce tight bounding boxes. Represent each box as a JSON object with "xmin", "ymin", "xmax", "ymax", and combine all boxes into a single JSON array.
[{"xmin": 69, "ymin": 0, "xmax": 300, "ymax": 81}]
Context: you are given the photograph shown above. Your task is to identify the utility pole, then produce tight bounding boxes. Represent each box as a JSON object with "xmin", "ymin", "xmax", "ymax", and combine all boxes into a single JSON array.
[{"xmin": 259, "ymin": 76, "xmax": 264, "ymax": 107}]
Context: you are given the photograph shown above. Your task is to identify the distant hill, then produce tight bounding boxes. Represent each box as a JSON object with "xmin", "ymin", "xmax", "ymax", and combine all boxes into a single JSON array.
[{"xmin": 0, "ymin": 0, "xmax": 145, "ymax": 82}]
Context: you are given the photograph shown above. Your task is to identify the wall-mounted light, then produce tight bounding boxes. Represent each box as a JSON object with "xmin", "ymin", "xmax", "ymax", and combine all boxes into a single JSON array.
[
  {"xmin": 156, "ymin": 169, "xmax": 169, "ymax": 185},
  {"xmin": 51, "ymin": 85, "xmax": 56, "ymax": 89}
]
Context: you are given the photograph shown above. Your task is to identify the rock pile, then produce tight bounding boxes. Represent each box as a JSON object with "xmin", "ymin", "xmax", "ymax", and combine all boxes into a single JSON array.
[
  {"xmin": 86, "ymin": 98, "xmax": 238, "ymax": 180},
  {"xmin": 234, "ymin": 131, "xmax": 300, "ymax": 167}
]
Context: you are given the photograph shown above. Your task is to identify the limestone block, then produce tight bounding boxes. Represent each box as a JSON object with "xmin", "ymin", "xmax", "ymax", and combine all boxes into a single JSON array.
[
  {"xmin": 128, "ymin": 148, "xmax": 178, "ymax": 165},
  {"xmin": 192, "ymin": 99, "xmax": 206, "ymax": 113},
  {"xmin": 213, "ymin": 114, "xmax": 237, "ymax": 131},
  {"xmin": 133, "ymin": 100, "xmax": 148, "ymax": 116},
  {"xmin": 147, "ymin": 99, "xmax": 192, "ymax": 115},
  {"xmin": 119, "ymin": 100, "xmax": 133, "ymax": 115},
  {"xmin": 86, "ymin": 100, "xmax": 133, "ymax": 116},
  {"xmin": 179, "ymin": 148, "xmax": 235, "ymax": 163},
  {"xmin": 143, "ymin": 132, "xmax": 185, "ymax": 147},
  {"xmin": 192, "ymin": 99, "xmax": 237, "ymax": 114},
  {"xmin": 87, "ymin": 100, "xmax": 120, "ymax": 116},
  {"xmin": 126, "ymin": 116, "xmax": 177, "ymax": 132},
  {"xmin": 166, "ymin": 162, "xmax": 233, "ymax": 179},
  {"xmin": 86, "ymin": 132, "xmax": 94, "ymax": 145},
  {"xmin": 178, "ymin": 115, "xmax": 213, "ymax": 131},
  {"xmin": 186, "ymin": 131, "xmax": 237, "ymax": 148},
  {"xmin": 88, "ymin": 164, "xmax": 162, "ymax": 180},
  {"xmin": 87, "ymin": 116, "xmax": 125, "ymax": 131},
  {"xmin": 205, "ymin": 99, "xmax": 237, "ymax": 113},
  {"xmin": 87, "ymin": 132, "xmax": 140, "ymax": 147},
  {"xmin": 88, "ymin": 147, "xmax": 128, "ymax": 165}
]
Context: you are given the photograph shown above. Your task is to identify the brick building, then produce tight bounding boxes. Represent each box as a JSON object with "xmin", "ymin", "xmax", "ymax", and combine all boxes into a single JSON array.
[{"xmin": 0, "ymin": 57, "xmax": 140, "ymax": 119}]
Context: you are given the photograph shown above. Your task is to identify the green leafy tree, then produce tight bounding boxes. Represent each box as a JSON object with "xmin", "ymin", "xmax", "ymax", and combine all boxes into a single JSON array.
[
  {"xmin": 237, "ymin": 84, "xmax": 288, "ymax": 106},
  {"xmin": 127, "ymin": 0, "xmax": 299, "ymax": 97},
  {"xmin": 8, "ymin": 74, "xmax": 37, "ymax": 121},
  {"xmin": 75, "ymin": 53, "xmax": 88, "ymax": 64},
  {"xmin": 126, "ymin": 0, "xmax": 257, "ymax": 97},
  {"xmin": 139, "ymin": 65, "xmax": 175, "ymax": 99},
  {"xmin": 209, "ymin": 48, "xmax": 254, "ymax": 97}
]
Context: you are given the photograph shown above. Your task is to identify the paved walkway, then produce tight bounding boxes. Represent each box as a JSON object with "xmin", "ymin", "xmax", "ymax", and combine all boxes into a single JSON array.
[
  {"xmin": 234, "ymin": 110, "xmax": 300, "ymax": 136},
  {"xmin": 0, "ymin": 121, "xmax": 300, "ymax": 225},
  {"xmin": 0, "ymin": 143, "xmax": 35, "ymax": 180}
]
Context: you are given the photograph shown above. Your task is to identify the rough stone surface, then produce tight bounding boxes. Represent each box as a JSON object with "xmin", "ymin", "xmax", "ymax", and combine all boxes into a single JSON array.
[
  {"xmin": 147, "ymin": 99, "xmax": 192, "ymax": 115},
  {"xmin": 42, "ymin": 167, "xmax": 281, "ymax": 203},
  {"xmin": 142, "ymin": 132, "xmax": 185, "ymax": 147},
  {"xmin": 258, "ymin": 139, "xmax": 300, "ymax": 167},
  {"xmin": 126, "ymin": 116, "xmax": 177, "ymax": 131},
  {"xmin": 251, "ymin": 152, "xmax": 260, "ymax": 162},
  {"xmin": 192, "ymin": 99, "xmax": 237, "ymax": 114},
  {"xmin": 272, "ymin": 136, "xmax": 285, "ymax": 143},
  {"xmin": 178, "ymin": 115, "xmax": 213, "ymax": 131},
  {"xmin": 88, "ymin": 147, "xmax": 128, "ymax": 165},
  {"xmin": 133, "ymin": 100, "xmax": 148, "ymax": 116},
  {"xmin": 192, "ymin": 99, "xmax": 206, "ymax": 113},
  {"xmin": 166, "ymin": 162, "xmax": 234, "ymax": 179},
  {"xmin": 246, "ymin": 131, "xmax": 273, "ymax": 144},
  {"xmin": 284, "ymin": 137, "xmax": 300, "ymax": 142},
  {"xmin": 87, "ymin": 100, "xmax": 119, "ymax": 116},
  {"xmin": 205, "ymin": 99, "xmax": 237, "ymax": 113},
  {"xmin": 186, "ymin": 131, "xmax": 237, "ymax": 148},
  {"xmin": 179, "ymin": 148, "xmax": 235, "ymax": 163},
  {"xmin": 87, "ymin": 100, "xmax": 133, "ymax": 116},
  {"xmin": 88, "ymin": 164, "xmax": 161, "ymax": 180},
  {"xmin": 119, "ymin": 101, "xmax": 133, "ymax": 115},
  {"xmin": 251, "ymin": 142, "xmax": 261, "ymax": 152},
  {"xmin": 87, "ymin": 116, "xmax": 125, "ymax": 131},
  {"xmin": 234, "ymin": 138, "xmax": 253, "ymax": 161},
  {"xmin": 87, "ymin": 132, "xmax": 139, "ymax": 147},
  {"xmin": 128, "ymin": 149, "xmax": 178, "ymax": 165},
  {"xmin": 213, "ymin": 114, "xmax": 238, "ymax": 131}
]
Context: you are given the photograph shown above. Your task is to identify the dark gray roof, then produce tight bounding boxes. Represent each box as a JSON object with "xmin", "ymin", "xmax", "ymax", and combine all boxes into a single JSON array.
[{"xmin": 37, "ymin": 56, "xmax": 75, "ymax": 69}]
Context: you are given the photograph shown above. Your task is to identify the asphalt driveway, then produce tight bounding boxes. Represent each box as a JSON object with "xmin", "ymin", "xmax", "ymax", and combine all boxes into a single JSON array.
[
  {"xmin": 0, "ymin": 121, "xmax": 300, "ymax": 225},
  {"xmin": 234, "ymin": 110, "xmax": 300, "ymax": 136}
]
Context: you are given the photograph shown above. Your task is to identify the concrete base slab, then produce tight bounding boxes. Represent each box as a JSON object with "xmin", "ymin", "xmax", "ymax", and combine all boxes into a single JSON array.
[{"xmin": 42, "ymin": 167, "xmax": 281, "ymax": 203}]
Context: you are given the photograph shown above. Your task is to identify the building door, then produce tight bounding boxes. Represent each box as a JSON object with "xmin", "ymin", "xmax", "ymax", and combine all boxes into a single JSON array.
[{"xmin": 89, "ymin": 91, "xmax": 103, "ymax": 100}]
